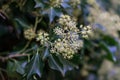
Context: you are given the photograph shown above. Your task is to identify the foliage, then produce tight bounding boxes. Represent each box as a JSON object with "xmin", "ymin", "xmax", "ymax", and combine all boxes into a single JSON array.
[{"xmin": 0, "ymin": 0, "xmax": 120, "ymax": 80}]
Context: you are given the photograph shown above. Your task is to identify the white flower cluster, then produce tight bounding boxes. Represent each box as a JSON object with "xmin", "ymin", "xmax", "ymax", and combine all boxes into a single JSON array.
[
  {"xmin": 53, "ymin": 27, "xmax": 64, "ymax": 36},
  {"xmin": 23, "ymin": 15, "xmax": 93, "ymax": 60},
  {"xmin": 69, "ymin": 0, "xmax": 81, "ymax": 7},
  {"xmin": 49, "ymin": 0, "xmax": 80, "ymax": 8},
  {"xmin": 51, "ymin": 39, "xmax": 75, "ymax": 59},
  {"xmin": 98, "ymin": 59, "xmax": 120, "ymax": 80},
  {"xmin": 51, "ymin": 14, "xmax": 83, "ymax": 59},
  {"xmin": 36, "ymin": 30, "xmax": 49, "ymax": 46},
  {"xmin": 80, "ymin": 25, "xmax": 93, "ymax": 39},
  {"xmin": 50, "ymin": 0, "xmax": 63, "ymax": 8},
  {"xmin": 88, "ymin": 3, "xmax": 120, "ymax": 38},
  {"xmin": 24, "ymin": 28, "xmax": 36, "ymax": 40},
  {"xmin": 58, "ymin": 14, "xmax": 79, "ymax": 32}
]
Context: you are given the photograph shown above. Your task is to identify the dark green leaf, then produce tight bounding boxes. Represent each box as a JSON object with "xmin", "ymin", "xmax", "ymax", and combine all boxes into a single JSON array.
[
  {"xmin": 25, "ymin": 52, "xmax": 44, "ymax": 80},
  {"xmin": 42, "ymin": 47, "xmax": 49, "ymax": 60},
  {"xmin": 102, "ymin": 35, "xmax": 119, "ymax": 46},
  {"xmin": 42, "ymin": 7, "xmax": 62, "ymax": 23},
  {"xmin": 0, "ymin": 25, "xmax": 8, "ymax": 36},
  {"xmin": 16, "ymin": 61, "xmax": 27, "ymax": 75},
  {"xmin": 48, "ymin": 54, "xmax": 64, "ymax": 76},
  {"xmin": 61, "ymin": 3, "xmax": 70, "ymax": 9},
  {"xmin": 7, "ymin": 60, "xmax": 26, "ymax": 77},
  {"xmin": 34, "ymin": 0, "xmax": 44, "ymax": 8},
  {"xmin": 14, "ymin": 18, "xmax": 29, "ymax": 28},
  {"xmin": 48, "ymin": 54, "xmax": 78, "ymax": 76},
  {"xmin": 99, "ymin": 42, "xmax": 116, "ymax": 62},
  {"xmin": 57, "ymin": 55, "xmax": 78, "ymax": 73},
  {"xmin": 65, "ymin": 8, "xmax": 73, "ymax": 15},
  {"xmin": 23, "ymin": 0, "xmax": 35, "ymax": 12}
]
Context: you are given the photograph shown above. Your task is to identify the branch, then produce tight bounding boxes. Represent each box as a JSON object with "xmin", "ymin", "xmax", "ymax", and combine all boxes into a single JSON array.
[
  {"xmin": 0, "ymin": 45, "xmax": 36, "ymax": 62},
  {"xmin": 0, "ymin": 53, "xmax": 29, "ymax": 62},
  {"xmin": 34, "ymin": 17, "xmax": 43, "ymax": 32},
  {"xmin": 0, "ymin": 71, "xmax": 5, "ymax": 80},
  {"xmin": 19, "ymin": 17, "xmax": 42, "ymax": 54}
]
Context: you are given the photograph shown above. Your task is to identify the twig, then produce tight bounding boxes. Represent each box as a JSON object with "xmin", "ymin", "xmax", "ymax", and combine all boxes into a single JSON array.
[
  {"xmin": 34, "ymin": 17, "xmax": 43, "ymax": 32},
  {"xmin": 22, "ymin": 0, "xmax": 27, "ymax": 6},
  {"xmin": 19, "ymin": 40, "xmax": 31, "ymax": 54},
  {"xmin": 0, "ymin": 54, "xmax": 29, "ymax": 62},
  {"xmin": 0, "ymin": 12, "xmax": 6, "ymax": 20},
  {"xmin": 0, "ymin": 16, "xmax": 42, "ymax": 62},
  {"xmin": 0, "ymin": 68, "xmax": 7, "ymax": 73},
  {"xmin": 0, "ymin": 71, "xmax": 5, "ymax": 80},
  {"xmin": 20, "ymin": 17, "xmax": 42, "ymax": 53},
  {"xmin": 0, "ymin": 39, "xmax": 37, "ymax": 62}
]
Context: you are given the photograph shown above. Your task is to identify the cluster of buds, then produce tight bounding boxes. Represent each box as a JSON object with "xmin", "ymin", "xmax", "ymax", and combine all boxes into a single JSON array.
[
  {"xmin": 80, "ymin": 25, "xmax": 93, "ymax": 39},
  {"xmin": 51, "ymin": 14, "xmax": 84, "ymax": 59},
  {"xmin": 53, "ymin": 27, "xmax": 64, "ymax": 37},
  {"xmin": 49, "ymin": 0, "xmax": 80, "ymax": 8},
  {"xmin": 51, "ymin": 39, "xmax": 75, "ymax": 59},
  {"xmin": 69, "ymin": 0, "xmax": 81, "ymax": 7},
  {"xmin": 24, "ymin": 28, "xmax": 49, "ymax": 46},
  {"xmin": 50, "ymin": 0, "xmax": 63, "ymax": 8},
  {"xmin": 58, "ymin": 15, "xmax": 79, "ymax": 32},
  {"xmin": 65, "ymin": 32, "xmax": 83, "ymax": 51},
  {"xmin": 24, "ymin": 28, "xmax": 36, "ymax": 40},
  {"xmin": 23, "ymin": 15, "xmax": 93, "ymax": 60},
  {"xmin": 36, "ymin": 30, "xmax": 49, "ymax": 46}
]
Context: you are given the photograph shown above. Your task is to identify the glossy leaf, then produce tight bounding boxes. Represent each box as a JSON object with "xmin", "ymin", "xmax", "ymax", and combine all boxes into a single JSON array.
[
  {"xmin": 7, "ymin": 60, "xmax": 26, "ymax": 77},
  {"xmin": 14, "ymin": 18, "xmax": 29, "ymax": 28},
  {"xmin": 102, "ymin": 35, "xmax": 119, "ymax": 46},
  {"xmin": 16, "ymin": 61, "xmax": 27, "ymax": 75},
  {"xmin": 0, "ymin": 25, "xmax": 8, "ymax": 36},
  {"xmin": 61, "ymin": 3, "xmax": 70, "ymax": 9},
  {"xmin": 42, "ymin": 47, "xmax": 49, "ymax": 60},
  {"xmin": 48, "ymin": 54, "xmax": 64, "ymax": 76},
  {"xmin": 42, "ymin": 7, "xmax": 62, "ymax": 23},
  {"xmin": 57, "ymin": 55, "xmax": 78, "ymax": 73},
  {"xmin": 34, "ymin": 0, "xmax": 44, "ymax": 8},
  {"xmin": 48, "ymin": 54, "xmax": 78, "ymax": 76},
  {"xmin": 25, "ymin": 52, "xmax": 44, "ymax": 79},
  {"xmin": 99, "ymin": 41, "xmax": 116, "ymax": 62}
]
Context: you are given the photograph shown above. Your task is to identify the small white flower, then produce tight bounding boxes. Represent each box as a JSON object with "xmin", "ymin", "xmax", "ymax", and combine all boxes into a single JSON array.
[
  {"xmin": 36, "ymin": 30, "xmax": 49, "ymax": 46},
  {"xmin": 80, "ymin": 25, "xmax": 93, "ymax": 39},
  {"xmin": 69, "ymin": 0, "xmax": 81, "ymax": 7},
  {"xmin": 54, "ymin": 27, "xmax": 64, "ymax": 36},
  {"xmin": 50, "ymin": 0, "xmax": 63, "ymax": 8},
  {"xmin": 24, "ymin": 28, "xmax": 36, "ymax": 40}
]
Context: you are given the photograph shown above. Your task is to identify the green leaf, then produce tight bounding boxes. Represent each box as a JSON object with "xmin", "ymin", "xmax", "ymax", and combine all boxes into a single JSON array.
[
  {"xmin": 61, "ymin": 3, "xmax": 70, "ymax": 9},
  {"xmin": 23, "ymin": 0, "xmax": 35, "ymax": 12},
  {"xmin": 99, "ymin": 41, "xmax": 116, "ymax": 62},
  {"xmin": 65, "ymin": 8, "xmax": 73, "ymax": 15},
  {"xmin": 7, "ymin": 60, "xmax": 26, "ymax": 77},
  {"xmin": 48, "ymin": 54, "xmax": 78, "ymax": 76},
  {"xmin": 16, "ymin": 61, "xmax": 27, "ymax": 75},
  {"xmin": 0, "ymin": 25, "xmax": 8, "ymax": 36},
  {"xmin": 25, "ymin": 52, "xmax": 44, "ymax": 80},
  {"xmin": 102, "ymin": 35, "xmax": 119, "ymax": 46},
  {"xmin": 42, "ymin": 7, "xmax": 62, "ymax": 23},
  {"xmin": 34, "ymin": 0, "xmax": 44, "ymax": 8},
  {"xmin": 14, "ymin": 18, "xmax": 29, "ymax": 28},
  {"xmin": 57, "ymin": 55, "xmax": 78, "ymax": 73},
  {"xmin": 48, "ymin": 54, "xmax": 64, "ymax": 76},
  {"xmin": 42, "ymin": 47, "xmax": 49, "ymax": 60}
]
